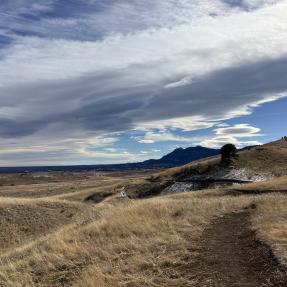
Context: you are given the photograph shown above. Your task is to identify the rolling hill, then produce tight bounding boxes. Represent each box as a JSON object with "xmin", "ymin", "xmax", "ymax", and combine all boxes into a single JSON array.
[{"xmin": 1, "ymin": 139, "xmax": 287, "ymax": 286}]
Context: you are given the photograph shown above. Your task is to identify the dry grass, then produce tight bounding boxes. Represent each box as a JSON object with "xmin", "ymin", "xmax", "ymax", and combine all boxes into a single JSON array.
[
  {"xmin": 0, "ymin": 198, "xmax": 91, "ymax": 253},
  {"xmin": 0, "ymin": 178, "xmax": 118, "ymax": 199},
  {"xmin": 0, "ymin": 186, "xmax": 285, "ymax": 286},
  {"xmin": 0, "ymin": 188, "xmax": 258, "ymax": 287},
  {"xmin": 252, "ymin": 195, "xmax": 287, "ymax": 265},
  {"xmin": 153, "ymin": 157, "xmax": 220, "ymax": 181},
  {"xmin": 1, "ymin": 141, "xmax": 287, "ymax": 286},
  {"xmin": 234, "ymin": 175, "xmax": 287, "ymax": 191},
  {"xmin": 235, "ymin": 140, "xmax": 287, "ymax": 176}
]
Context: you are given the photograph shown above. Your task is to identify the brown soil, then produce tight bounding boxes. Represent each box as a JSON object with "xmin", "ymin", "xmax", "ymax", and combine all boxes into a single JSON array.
[{"xmin": 191, "ymin": 208, "xmax": 287, "ymax": 286}]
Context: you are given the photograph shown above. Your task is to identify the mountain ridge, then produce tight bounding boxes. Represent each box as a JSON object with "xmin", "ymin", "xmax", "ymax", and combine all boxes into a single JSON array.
[
  {"xmin": 140, "ymin": 146, "xmax": 220, "ymax": 168},
  {"xmin": 0, "ymin": 146, "xmax": 220, "ymax": 173}
]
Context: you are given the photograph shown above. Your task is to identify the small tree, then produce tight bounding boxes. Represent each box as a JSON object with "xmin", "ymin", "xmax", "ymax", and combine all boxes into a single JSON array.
[{"xmin": 220, "ymin": 143, "xmax": 237, "ymax": 166}]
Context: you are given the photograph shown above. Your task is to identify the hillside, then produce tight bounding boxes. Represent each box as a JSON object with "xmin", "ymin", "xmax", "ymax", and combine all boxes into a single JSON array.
[
  {"xmin": 0, "ymin": 140, "xmax": 287, "ymax": 286},
  {"xmin": 234, "ymin": 139, "xmax": 287, "ymax": 176},
  {"xmin": 154, "ymin": 139, "xmax": 287, "ymax": 182}
]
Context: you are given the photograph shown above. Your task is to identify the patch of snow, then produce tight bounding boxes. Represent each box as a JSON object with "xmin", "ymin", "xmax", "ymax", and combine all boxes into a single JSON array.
[
  {"xmin": 162, "ymin": 168, "xmax": 271, "ymax": 195},
  {"xmin": 33, "ymin": 174, "xmax": 53, "ymax": 179},
  {"xmin": 162, "ymin": 182, "xmax": 200, "ymax": 194},
  {"xmin": 119, "ymin": 187, "xmax": 129, "ymax": 198},
  {"xmin": 212, "ymin": 168, "xmax": 271, "ymax": 182}
]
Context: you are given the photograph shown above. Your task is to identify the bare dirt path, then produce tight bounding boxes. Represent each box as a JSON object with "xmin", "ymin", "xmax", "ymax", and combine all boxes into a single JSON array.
[{"xmin": 191, "ymin": 208, "xmax": 287, "ymax": 287}]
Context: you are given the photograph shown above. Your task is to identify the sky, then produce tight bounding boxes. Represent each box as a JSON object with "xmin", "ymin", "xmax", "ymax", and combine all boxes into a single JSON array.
[{"xmin": 0, "ymin": 0, "xmax": 287, "ymax": 166}]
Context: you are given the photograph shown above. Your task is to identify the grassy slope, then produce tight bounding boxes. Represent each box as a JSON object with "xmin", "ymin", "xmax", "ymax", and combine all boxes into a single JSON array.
[
  {"xmin": 153, "ymin": 139, "xmax": 287, "ymax": 181},
  {"xmin": 0, "ymin": 198, "xmax": 88, "ymax": 253},
  {"xmin": 235, "ymin": 140, "xmax": 287, "ymax": 176},
  {"xmin": 0, "ymin": 141, "xmax": 287, "ymax": 286},
  {"xmin": 0, "ymin": 191, "xmax": 255, "ymax": 287}
]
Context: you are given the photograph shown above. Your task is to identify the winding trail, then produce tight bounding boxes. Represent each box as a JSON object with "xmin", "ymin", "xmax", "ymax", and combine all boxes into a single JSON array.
[{"xmin": 192, "ymin": 209, "xmax": 287, "ymax": 287}]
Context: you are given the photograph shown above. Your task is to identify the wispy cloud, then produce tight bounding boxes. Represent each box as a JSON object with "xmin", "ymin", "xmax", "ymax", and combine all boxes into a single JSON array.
[
  {"xmin": 201, "ymin": 124, "xmax": 263, "ymax": 148},
  {"xmin": 214, "ymin": 124, "xmax": 262, "ymax": 137},
  {"xmin": 136, "ymin": 131, "xmax": 194, "ymax": 144}
]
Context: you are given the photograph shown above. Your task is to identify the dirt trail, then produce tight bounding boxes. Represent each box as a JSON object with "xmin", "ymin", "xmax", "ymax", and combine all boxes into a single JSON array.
[{"xmin": 192, "ymin": 209, "xmax": 287, "ymax": 287}]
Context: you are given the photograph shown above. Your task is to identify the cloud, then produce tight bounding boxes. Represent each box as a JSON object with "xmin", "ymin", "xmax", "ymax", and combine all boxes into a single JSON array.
[
  {"xmin": 1, "ymin": 0, "xmax": 271, "ymax": 42},
  {"xmin": 78, "ymin": 148, "xmax": 137, "ymax": 161},
  {"xmin": 201, "ymin": 137, "xmax": 262, "ymax": 148},
  {"xmin": 200, "ymin": 124, "xmax": 263, "ymax": 148},
  {"xmin": 136, "ymin": 131, "xmax": 203, "ymax": 144},
  {"xmin": 1, "ymin": 2, "xmax": 287, "ymax": 125},
  {"xmin": 0, "ymin": 0, "xmax": 286, "ymax": 164},
  {"xmin": 214, "ymin": 124, "xmax": 262, "ymax": 137},
  {"xmin": 0, "ymin": 134, "xmax": 119, "ymax": 166},
  {"xmin": 216, "ymin": 123, "xmax": 230, "ymax": 127},
  {"xmin": 136, "ymin": 117, "xmax": 216, "ymax": 132},
  {"xmin": 1, "ymin": 52, "xmax": 287, "ymax": 140}
]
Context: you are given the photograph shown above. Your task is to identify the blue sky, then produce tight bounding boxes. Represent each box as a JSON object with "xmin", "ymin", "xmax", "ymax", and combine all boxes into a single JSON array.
[{"xmin": 0, "ymin": 0, "xmax": 287, "ymax": 166}]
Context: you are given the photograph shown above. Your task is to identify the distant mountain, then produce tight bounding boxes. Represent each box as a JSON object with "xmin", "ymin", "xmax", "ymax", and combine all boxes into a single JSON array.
[
  {"xmin": 136, "ymin": 146, "xmax": 220, "ymax": 168},
  {"xmin": 0, "ymin": 146, "xmax": 220, "ymax": 173}
]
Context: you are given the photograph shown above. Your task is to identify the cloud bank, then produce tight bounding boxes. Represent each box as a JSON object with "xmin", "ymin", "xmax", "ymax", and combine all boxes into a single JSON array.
[{"xmin": 0, "ymin": 0, "xmax": 286, "ymax": 165}]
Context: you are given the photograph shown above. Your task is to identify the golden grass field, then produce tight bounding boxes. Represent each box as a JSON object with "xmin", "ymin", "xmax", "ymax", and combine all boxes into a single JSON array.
[{"xmin": 0, "ymin": 140, "xmax": 287, "ymax": 286}]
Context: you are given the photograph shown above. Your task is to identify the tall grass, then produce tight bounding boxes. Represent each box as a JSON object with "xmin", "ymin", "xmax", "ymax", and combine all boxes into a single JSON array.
[{"xmin": 0, "ymin": 192, "xmax": 255, "ymax": 287}]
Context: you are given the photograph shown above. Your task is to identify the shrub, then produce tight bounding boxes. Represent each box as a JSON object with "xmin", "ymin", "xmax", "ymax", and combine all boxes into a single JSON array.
[{"xmin": 220, "ymin": 144, "xmax": 237, "ymax": 166}]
